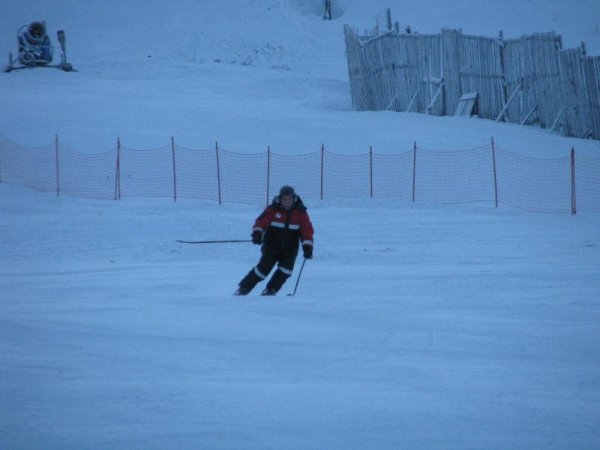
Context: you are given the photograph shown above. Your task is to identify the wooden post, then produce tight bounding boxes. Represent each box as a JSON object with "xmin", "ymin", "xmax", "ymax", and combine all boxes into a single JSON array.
[
  {"xmin": 498, "ymin": 31, "xmax": 508, "ymax": 122},
  {"xmin": 571, "ymin": 147, "xmax": 576, "ymax": 215},
  {"xmin": 369, "ymin": 146, "xmax": 373, "ymax": 198},
  {"xmin": 320, "ymin": 144, "xmax": 325, "ymax": 200},
  {"xmin": 171, "ymin": 136, "xmax": 177, "ymax": 202},
  {"xmin": 55, "ymin": 134, "xmax": 60, "ymax": 197},
  {"xmin": 412, "ymin": 142, "xmax": 417, "ymax": 203},
  {"xmin": 215, "ymin": 142, "xmax": 222, "ymax": 205},
  {"xmin": 114, "ymin": 138, "xmax": 121, "ymax": 200},
  {"xmin": 491, "ymin": 137, "xmax": 498, "ymax": 207},
  {"xmin": 266, "ymin": 146, "xmax": 271, "ymax": 206}
]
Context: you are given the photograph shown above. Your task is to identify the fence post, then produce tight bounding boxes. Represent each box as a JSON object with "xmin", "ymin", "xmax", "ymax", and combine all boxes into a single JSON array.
[
  {"xmin": 320, "ymin": 144, "xmax": 325, "ymax": 200},
  {"xmin": 215, "ymin": 141, "xmax": 222, "ymax": 205},
  {"xmin": 571, "ymin": 147, "xmax": 576, "ymax": 215},
  {"xmin": 55, "ymin": 134, "xmax": 60, "ymax": 197},
  {"xmin": 115, "ymin": 138, "xmax": 121, "ymax": 200},
  {"xmin": 369, "ymin": 145, "xmax": 373, "ymax": 198},
  {"xmin": 266, "ymin": 146, "xmax": 271, "ymax": 205},
  {"xmin": 412, "ymin": 142, "xmax": 417, "ymax": 203},
  {"xmin": 171, "ymin": 136, "xmax": 177, "ymax": 202},
  {"xmin": 491, "ymin": 137, "xmax": 498, "ymax": 207}
]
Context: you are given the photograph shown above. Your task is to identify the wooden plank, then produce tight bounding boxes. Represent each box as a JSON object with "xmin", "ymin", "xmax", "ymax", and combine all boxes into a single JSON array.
[
  {"xmin": 495, "ymin": 83, "xmax": 521, "ymax": 121},
  {"xmin": 455, "ymin": 92, "xmax": 478, "ymax": 116},
  {"xmin": 442, "ymin": 29, "xmax": 462, "ymax": 116},
  {"xmin": 520, "ymin": 104, "xmax": 538, "ymax": 124},
  {"xmin": 549, "ymin": 105, "xmax": 565, "ymax": 132},
  {"xmin": 406, "ymin": 86, "xmax": 420, "ymax": 112},
  {"xmin": 427, "ymin": 81, "xmax": 444, "ymax": 113}
]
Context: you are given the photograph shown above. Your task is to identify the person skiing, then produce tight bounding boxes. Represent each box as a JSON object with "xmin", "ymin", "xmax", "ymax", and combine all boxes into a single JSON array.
[{"xmin": 235, "ymin": 185, "xmax": 314, "ymax": 296}]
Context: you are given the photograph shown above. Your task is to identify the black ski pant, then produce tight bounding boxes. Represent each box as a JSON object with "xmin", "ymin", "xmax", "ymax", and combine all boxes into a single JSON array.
[{"xmin": 238, "ymin": 250, "xmax": 297, "ymax": 293}]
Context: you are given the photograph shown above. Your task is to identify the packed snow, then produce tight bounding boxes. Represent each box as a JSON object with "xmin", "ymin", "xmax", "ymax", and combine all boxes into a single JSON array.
[{"xmin": 1, "ymin": 1, "xmax": 600, "ymax": 449}]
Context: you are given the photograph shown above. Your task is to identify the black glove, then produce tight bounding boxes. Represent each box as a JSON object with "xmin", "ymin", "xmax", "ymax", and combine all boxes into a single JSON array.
[
  {"xmin": 251, "ymin": 230, "xmax": 262, "ymax": 245},
  {"xmin": 302, "ymin": 243, "xmax": 313, "ymax": 259}
]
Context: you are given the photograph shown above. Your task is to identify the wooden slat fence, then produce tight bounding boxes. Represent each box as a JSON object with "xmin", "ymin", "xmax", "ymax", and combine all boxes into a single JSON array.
[{"xmin": 345, "ymin": 26, "xmax": 600, "ymax": 140}]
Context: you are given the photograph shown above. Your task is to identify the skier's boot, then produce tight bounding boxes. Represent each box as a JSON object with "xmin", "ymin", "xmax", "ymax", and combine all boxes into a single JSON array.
[
  {"xmin": 263, "ymin": 269, "xmax": 289, "ymax": 296},
  {"xmin": 235, "ymin": 268, "xmax": 264, "ymax": 296},
  {"xmin": 260, "ymin": 287, "xmax": 277, "ymax": 296},
  {"xmin": 234, "ymin": 286, "xmax": 250, "ymax": 296}
]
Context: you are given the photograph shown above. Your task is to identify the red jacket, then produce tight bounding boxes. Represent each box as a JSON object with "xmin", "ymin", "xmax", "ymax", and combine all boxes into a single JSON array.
[{"xmin": 253, "ymin": 196, "xmax": 314, "ymax": 255}]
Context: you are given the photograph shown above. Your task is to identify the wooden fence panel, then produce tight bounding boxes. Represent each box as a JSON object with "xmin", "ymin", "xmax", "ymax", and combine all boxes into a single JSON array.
[
  {"xmin": 343, "ymin": 25, "xmax": 598, "ymax": 140},
  {"xmin": 503, "ymin": 33, "xmax": 563, "ymax": 128},
  {"xmin": 442, "ymin": 29, "xmax": 462, "ymax": 116},
  {"xmin": 582, "ymin": 56, "xmax": 600, "ymax": 139},
  {"xmin": 530, "ymin": 33, "xmax": 563, "ymax": 130},
  {"xmin": 416, "ymin": 34, "xmax": 443, "ymax": 115},
  {"xmin": 362, "ymin": 35, "xmax": 388, "ymax": 110},
  {"xmin": 560, "ymin": 48, "xmax": 588, "ymax": 137},
  {"xmin": 503, "ymin": 38, "xmax": 527, "ymax": 124},
  {"xmin": 459, "ymin": 34, "xmax": 504, "ymax": 119},
  {"xmin": 344, "ymin": 26, "xmax": 371, "ymax": 111},
  {"xmin": 394, "ymin": 35, "xmax": 421, "ymax": 112}
]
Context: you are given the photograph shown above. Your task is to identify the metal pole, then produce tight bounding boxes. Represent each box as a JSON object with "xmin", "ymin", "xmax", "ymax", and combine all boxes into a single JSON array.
[
  {"xmin": 215, "ymin": 141, "xmax": 222, "ymax": 205},
  {"xmin": 171, "ymin": 136, "xmax": 177, "ymax": 202},
  {"xmin": 55, "ymin": 134, "xmax": 60, "ymax": 197},
  {"xmin": 320, "ymin": 144, "xmax": 324, "ymax": 200},
  {"xmin": 571, "ymin": 147, "xmax": 576, "ymax": 215},
  {"xmin": 176, "ymin": 239, "xmax": 252, "ymax": 244},
  {"xmin": 412, "ymin": 142, "xmax": 417, "ymax": 203},
  {"xmin": 491, "ymin": 137, "xmax": 498, "ymax": 207},
  {"xmin": 115, "ymin": 138, "xmax": 121, "ymax": 200},
  {"xmin": 369, "ymin": 145, "xmax": 373, "ymax": 198},
  {"xmin": 288, "ymin": 258, "xmax": 308, "ymax": 297},
  {"xmin": 266, "ymin": 146, "xmax": 271, "ymax": 206}
]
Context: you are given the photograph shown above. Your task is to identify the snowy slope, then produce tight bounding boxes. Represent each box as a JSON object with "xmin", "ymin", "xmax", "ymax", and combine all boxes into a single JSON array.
[
  {"xmin": 1, "ymin": 184, "xmax": 600, "ymax": 449},
  {"xmin": 1, "ymin": 0, "xmax": 599, "ymax": 155},
  {"xmin": 1, "ymin": 1, "xmax": 600, "ymax": 449}
]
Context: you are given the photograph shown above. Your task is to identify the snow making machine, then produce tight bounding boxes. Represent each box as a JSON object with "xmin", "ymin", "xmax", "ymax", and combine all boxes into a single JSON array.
[{"xmin": 4, "ymin": 21, "xmax": 74, "ymax": 72}]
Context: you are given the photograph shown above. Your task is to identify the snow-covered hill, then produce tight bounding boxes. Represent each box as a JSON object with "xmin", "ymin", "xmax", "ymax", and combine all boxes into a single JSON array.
[
  {"xmin": 1, "ymin": 0, "xmax": 599, "ymax": 155},
  {"xmin": 1, "ymin": 1, "xmax": 600, "ymax": 449}
]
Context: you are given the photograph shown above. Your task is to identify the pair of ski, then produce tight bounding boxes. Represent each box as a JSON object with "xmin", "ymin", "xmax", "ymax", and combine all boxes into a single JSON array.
[{"xmin": 177, "ymin": 239, "xmax": 308, "ymax": 297}]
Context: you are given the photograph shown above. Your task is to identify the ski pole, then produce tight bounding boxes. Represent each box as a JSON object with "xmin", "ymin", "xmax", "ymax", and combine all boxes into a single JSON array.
[
  {"xmin": 176, "ymin": 239, "xmax": 252, "ymax": 244},
  {"xmin": 287, "ymin": 258, "xmax": 308, "ymax": 297}
]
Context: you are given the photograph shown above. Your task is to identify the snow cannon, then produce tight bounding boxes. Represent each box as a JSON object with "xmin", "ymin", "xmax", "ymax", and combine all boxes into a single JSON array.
[{"xmin": 4, "ymin": 21, "xmax": 74, "ymax": 73}]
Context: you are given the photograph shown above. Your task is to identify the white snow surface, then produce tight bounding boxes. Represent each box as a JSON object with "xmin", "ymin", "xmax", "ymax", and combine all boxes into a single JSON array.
[
  {"xmin": 2, "ymin": 185, "xmax": 600, "ymax": 449},
  {"xmin": 1, "ymin": 1, "xmax": 600, "ymax": 449},
  {"xmin": 1, "ymin": 0, "xmax": 600, "ymax": 155}
]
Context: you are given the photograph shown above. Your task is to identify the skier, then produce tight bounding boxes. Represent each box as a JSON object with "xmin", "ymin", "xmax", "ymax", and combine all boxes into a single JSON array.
[{"xmin": 235, "ymin": 185, "xmax": 314, "ymax": 296}]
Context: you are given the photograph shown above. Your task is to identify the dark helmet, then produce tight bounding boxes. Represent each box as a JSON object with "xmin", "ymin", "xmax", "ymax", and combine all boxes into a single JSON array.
[{"xmin": 279, "ymin": 185, "xmax": 295, "ymax": 197}]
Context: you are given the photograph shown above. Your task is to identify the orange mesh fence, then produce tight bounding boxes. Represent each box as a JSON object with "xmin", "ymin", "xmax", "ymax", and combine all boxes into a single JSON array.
[{"xmin": 1, "ymin": 135, "xmax": 599, "ymax": 214}]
